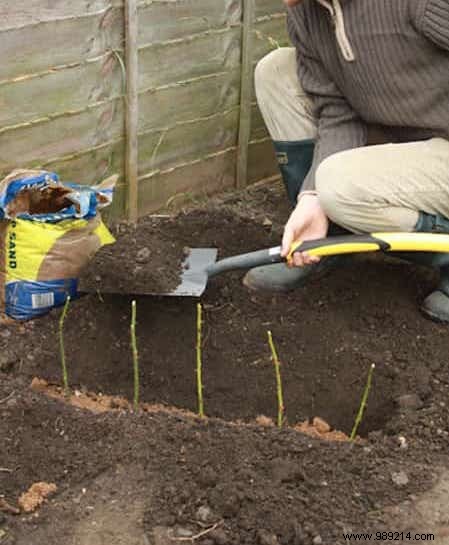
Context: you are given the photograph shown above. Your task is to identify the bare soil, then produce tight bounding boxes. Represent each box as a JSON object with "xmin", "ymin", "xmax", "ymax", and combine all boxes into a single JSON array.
[{"xmin": 1, "ymin": 182, "xmax": 449, "ymax": 545}]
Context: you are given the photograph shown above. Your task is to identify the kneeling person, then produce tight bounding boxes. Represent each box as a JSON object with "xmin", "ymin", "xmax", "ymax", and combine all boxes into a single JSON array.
[{"xmin": 244, "ymin": 0, "xmax": 449, "ymax": 322}]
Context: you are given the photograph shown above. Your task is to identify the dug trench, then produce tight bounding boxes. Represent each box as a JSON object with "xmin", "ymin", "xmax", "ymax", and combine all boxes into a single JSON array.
[{"xmin": 1, "ymin": 183, "xmax": 449, "ymax": 545}]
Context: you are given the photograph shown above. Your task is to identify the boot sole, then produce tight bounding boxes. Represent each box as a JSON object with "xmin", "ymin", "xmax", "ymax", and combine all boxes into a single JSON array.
[{"xmin": 420, "ymin": 305, "xmax": 449, "ymax": 324}]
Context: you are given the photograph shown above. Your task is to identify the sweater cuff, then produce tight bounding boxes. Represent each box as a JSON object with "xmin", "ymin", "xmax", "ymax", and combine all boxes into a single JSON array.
[
  {"xmin": 420, "ymin": 0, "xmax": 449, "ymax": 50},
  {"xmin": 297, "ymin": 190, "xmax": 318, "ymax": 204}
]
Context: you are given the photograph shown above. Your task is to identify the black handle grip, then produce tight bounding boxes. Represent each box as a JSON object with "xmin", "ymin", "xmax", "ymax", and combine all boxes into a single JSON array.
[
  {"xmin": 205, "ymin": 235, "xmax": 394, "ymax": 278},
  {"xmin": 206, "ymin": 247, "xmax": 283, "ymax": 277}
]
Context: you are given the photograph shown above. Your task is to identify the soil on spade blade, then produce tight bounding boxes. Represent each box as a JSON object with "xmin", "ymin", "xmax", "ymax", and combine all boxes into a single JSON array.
[
  {"xmin": 1, "ymin": 182, "xmax": 449, "ymax": 545},
  {"xmin": 79, "ymin": 216, "xmax": 187, "ymax": 295}
]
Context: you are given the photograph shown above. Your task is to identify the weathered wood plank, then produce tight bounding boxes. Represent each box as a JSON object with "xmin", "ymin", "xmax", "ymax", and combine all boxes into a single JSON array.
[
  {"xmin": 0, "ymin": 55, "xmax": 123, "ymax": 128},
  {"xmin": 0, "ymin": 8, "xmax": 123, "ymax": 80},
  {"xmin": 137, "ymin": 0, "xmax": 241, "ymax": 45},
  {"xmin": 236, "ymin": 0, "xmax": 255, "ymax": 189},
  {"xmin": 138, "ymin": 149, "xmax": 237, "ymax": 215},
  {"xmin": 0, "ymin": 27, "xmax": 241, "ymax": 129},
  {"xmin": 39, "ymin": 141, "xmax": 125, "ymax": 187},
  {"xmin": 125, "ymin": 0, "xmax": 139, "ymax": 222},
  {"xmin": 247, "ymin": 138, "xmax": 278, "ymax": 184},
  {"xmin": 250, "ymin": 103, "xmax": 270, "ymax": 141},
  {"xmin": 0, "ymin": 101, "xmax": 125, "ymax": 175},
  {"xmin": 0, "ymin": 1, "xmax": 121, "ymax": 31},
  {"xmin": 138, "ymin": 70, "xmax": 241, "ymax": 132},
  {"xmin": 0, "ymin": 0, "xmax": 286, "ymax": 219},
  {"xmin": 253, "ymin": 14, "xmax": 289, "ymax": 57},
  {"xmin": 138, "ymin": 109, "xmax": 239, "ymax": 174},
  {"xmin": 255, "ymin": 0, "xmax": 286, "ymax": 19},
  {"xmin": 139, "ymin": 27, "xmax": 241, "ymax": 90},
  {"xmin": 0, "ymin": 69, "xmax": 239, "ymax": 165}
]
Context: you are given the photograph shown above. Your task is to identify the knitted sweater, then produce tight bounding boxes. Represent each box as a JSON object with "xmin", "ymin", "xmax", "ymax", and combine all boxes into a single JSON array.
[{"xmin": 286, "ymin": 0, "xmax": 449, "ymax": 191}]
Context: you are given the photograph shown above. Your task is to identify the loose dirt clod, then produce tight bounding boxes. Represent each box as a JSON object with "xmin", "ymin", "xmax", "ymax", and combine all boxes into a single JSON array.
[
  {"xmin": 18, "ymin": 482, "xmax": 57, "ymax": 513},
  {"xmin": 255, "ymin": 415, "xmax": 275, "ymax": 427},
  {"xmin": 295, "ymin": 418, "xmax": 350, "ymax": 442}
]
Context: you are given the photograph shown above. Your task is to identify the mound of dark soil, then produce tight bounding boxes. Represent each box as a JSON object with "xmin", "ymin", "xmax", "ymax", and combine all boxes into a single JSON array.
[{"xmin": 1, "ymin": 182, "xmax": 449, "ymax": 545}]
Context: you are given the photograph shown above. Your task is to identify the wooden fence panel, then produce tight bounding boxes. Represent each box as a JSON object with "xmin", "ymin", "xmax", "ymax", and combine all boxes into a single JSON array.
[
  {"xmin": 0, "ymin": 0, "xmax": 290, "ymax": 217},
  {"xmin": 138, "ymin": 27, "xmax": 241, "ymax": 90},
  {"xmin": 137, "ymin": 0, "xmax": 241, "ymax": 44},
  {"xmin": 0, "ymin": 8, "xmax": 123, "ymax": 81}
]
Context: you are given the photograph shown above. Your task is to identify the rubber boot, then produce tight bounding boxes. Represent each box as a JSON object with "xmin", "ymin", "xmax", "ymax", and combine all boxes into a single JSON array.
[
  {"xmin": 395, "ymin": 211, "xmax": 449, "ymax": 269},
  {"xmin": 274, "ymin": 140, "xmax": 314, "ymax": 206},
  {"xmin": 410, "ymin": 212, "xmax": 449, "ymax": 322},
  {"xmin": 243, "ymin": 140, "xmax": 343, "ymax": 293}
]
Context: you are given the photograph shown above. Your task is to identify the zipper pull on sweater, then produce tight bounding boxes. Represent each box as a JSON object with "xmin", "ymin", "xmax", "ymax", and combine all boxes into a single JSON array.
[{"xmin": 316, "ymin": 0, "xmax": 356, "ymax": 62}]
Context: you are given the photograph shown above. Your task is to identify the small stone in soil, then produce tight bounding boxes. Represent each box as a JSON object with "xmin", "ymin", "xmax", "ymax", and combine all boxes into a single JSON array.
[
  {"xmin": 313, "ymin": 536, "xmax": 323, "ymax": 545},
  {"xmin": 397, "ymin": 394, "xmax": 424, "ymax": 411},
  {"xmin": 196, "ymin": 505, "xmax": 213, "ymax": 523},
  {"xmin": 257, "ymin": 529, "xmax": 280, "ymax": 545},
  {"xmin": 391, "ymin": 471, "xmax": 409, "ymax": 486},
  {"xmin": 136, "ymin": 247, "xmax": 151, "ymax": 264}
]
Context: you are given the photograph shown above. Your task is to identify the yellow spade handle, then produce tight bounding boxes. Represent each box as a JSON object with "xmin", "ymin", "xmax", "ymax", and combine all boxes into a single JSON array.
[{"xmin": 287, "ymin": 232, "xmax": 449, "ymax": 262}]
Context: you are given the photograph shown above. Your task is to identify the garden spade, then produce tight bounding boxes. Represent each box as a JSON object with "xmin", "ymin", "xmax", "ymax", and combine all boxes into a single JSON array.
[{"xmin": 169, "ymin": 232, "xmax": 449, "ymax": 297}]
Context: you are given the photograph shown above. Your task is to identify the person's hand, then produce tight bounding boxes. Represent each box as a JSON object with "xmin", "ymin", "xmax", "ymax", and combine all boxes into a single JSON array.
[
  {"xmin": 283, "ymin": 0, "xmax": 302, "ymax": 6},
  {"xmin": 281, "ymin": 194, "xmax": 329, "ymax": 267}
]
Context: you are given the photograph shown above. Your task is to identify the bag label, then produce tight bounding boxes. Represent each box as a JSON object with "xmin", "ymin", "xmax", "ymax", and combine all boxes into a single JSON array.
[{"xmin": 31, "ymin": 292, "xmax": 55, "ymax": 309}]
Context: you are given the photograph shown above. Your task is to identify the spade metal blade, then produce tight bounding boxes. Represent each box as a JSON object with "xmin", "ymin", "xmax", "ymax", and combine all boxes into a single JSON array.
[{"xmin": 163, "ymin": 248, "xmax": 218, "ymax": 297}]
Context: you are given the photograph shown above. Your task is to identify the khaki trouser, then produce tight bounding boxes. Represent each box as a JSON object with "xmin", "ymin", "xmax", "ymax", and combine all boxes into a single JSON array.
[{"xmin": 255, "ymin": 48, "xmax": 449, "ymax": 233}]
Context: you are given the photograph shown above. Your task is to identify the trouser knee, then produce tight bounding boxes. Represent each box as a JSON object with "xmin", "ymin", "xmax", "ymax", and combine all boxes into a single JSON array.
[
  {"xmin": 254, "ymin": 48, "xmax": 294, "ymax": 99},
  {"xmin": 315, "ymin": 152, "xmax": 419, "ymax": 233},
  {"xmin": 315, "ymin": 155, "xmax": 352, "ymax": 228}
]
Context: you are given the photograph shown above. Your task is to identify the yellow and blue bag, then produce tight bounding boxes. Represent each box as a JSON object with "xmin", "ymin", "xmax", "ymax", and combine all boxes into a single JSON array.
[{"xmin": 0, "ymin": 170, "xmax": 117, "ymax": 320}]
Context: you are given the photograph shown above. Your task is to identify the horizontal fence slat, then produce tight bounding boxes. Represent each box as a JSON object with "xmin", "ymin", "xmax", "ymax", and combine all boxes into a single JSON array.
[
  {"xmin": 250, "ymin": 103, "xmax": 270, "ymax": 141},
  {"xmin": 0, "ymin": 55, "xmax": 123, "ymax": 128},
  {"xmin": 137, "ymin": 0, "xmax": 241, "ymax": 45},
  {"xmin": 138, "ymin": 70, "xmax": 241, "ymax": 132},
  {"xmin": 247, "ymin": 138, "xmax": 277, "ymax": 184},
  {"xmin": 253, "ymin": 14, "xmax": 289, "ymax": 57},
  {"xmin": 255, "ymin": 0, "xmax": 286, "ymax": 19},
  {"xmin": 0, "ymin": 1, "xmax": 124, "ymax": 30},
  {"xmin": 0, "ymin": 28, "xmax": 242, "ymax": 129},
  {"xmin": 138, "ymin": 149, "xmax": 237, "ymax": 215},
  {"xmin": 0, "ymin": 101, "xmax": 124, "ymax": 175},
  {"xmin": 0, "ymin": 8, "xmax": 124, "ymax": 81},
  {"xmin": 139, "ymin": 109, "xmax": 239, "ymax": 174},
  {"xmin": 139, "ymin": 27, "xmax": 241, "ymax": 89},
  {"xmin": 40, "ymin": 141, "xmax": 124, "ymax": 185}
]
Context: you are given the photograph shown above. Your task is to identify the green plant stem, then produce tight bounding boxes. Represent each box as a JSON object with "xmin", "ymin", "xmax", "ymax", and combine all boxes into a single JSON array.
[
  {"xmin": 131, "ymin": 300, "xmax": 140, "ymax": 411},
  {"xmin": 59, "ymin": 296, "xmax": 71, "ymax": 396},
  {"xmin": 267, "ymin": 331, "xmax": 285, "ymax": 428},
  {"xmin": 350, "ymin": 364, "xmax": 376, "ymax": 441},
  {"xmin": 196, "ymin": 303, "xmax": 204, "ymax": 418}
]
